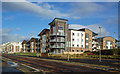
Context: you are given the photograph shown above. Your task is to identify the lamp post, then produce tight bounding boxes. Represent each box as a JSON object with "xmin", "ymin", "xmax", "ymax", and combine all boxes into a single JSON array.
[
  {"xmin": 67, "ymin": 41, "xmax": 70, "ymax": 61},
  {"xmin": 99, "ymin": 26, "xmax": 102, "ymax": 62}
]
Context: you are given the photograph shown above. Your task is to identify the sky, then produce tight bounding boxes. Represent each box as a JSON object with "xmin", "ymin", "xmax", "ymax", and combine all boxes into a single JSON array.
[{"xmin": 1, "ymin": 0, "xmax": 118, "ymax": 44}]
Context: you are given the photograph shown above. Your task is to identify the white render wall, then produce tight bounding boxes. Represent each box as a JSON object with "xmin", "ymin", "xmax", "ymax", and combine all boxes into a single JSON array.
[
  {"xmin": 70, "ymin": 30, "xmax": 85, "ymax": 48},
  {"xmin": 0, "ymin": 42, "xmax": 22, "ymax": 53}
]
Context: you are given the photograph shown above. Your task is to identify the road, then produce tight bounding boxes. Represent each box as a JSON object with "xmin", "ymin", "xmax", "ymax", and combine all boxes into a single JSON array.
[
  {"xmin": 41, "ymin": 57, "xmax": 120, "ymax": 69},
  {"xmin": 2, "ymin": 54, "xmax": 107, "ymax": 73}
]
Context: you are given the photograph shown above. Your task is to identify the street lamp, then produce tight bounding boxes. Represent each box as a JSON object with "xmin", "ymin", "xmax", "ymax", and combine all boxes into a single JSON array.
[
  {"xmin": 99, "ymin": 26, "xmax": 102, "ymax": 62},
  {"xmin": 67, "ymin": 41, "xmax": 70, "ymax": 61}
]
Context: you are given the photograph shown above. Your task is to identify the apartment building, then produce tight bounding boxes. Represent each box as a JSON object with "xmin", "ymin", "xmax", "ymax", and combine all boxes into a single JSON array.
[
  {"xmin": 30, "ymin": 38, "xmax": 40, "ymax": 53},
  {"xmin": 22, "ymin": 40, "xmax": 30, "ymax": 52},
  {"xmin": 66, "ymin": 28, "xmax": 98, "ymax": 54},
  {"xmin": 48, "ymin": 18, "xmax": 69, "ymax": 54},
  {"xmin": 0, "ymin": 42, "xmax": 22, "ymax": 53},
  {"xmin": 38, "ymin": 29, "xmax": 50, "ymax": 53},
  {"xmin": 96, "ymin": 36, "xmax": 117, "ymax": 50}
]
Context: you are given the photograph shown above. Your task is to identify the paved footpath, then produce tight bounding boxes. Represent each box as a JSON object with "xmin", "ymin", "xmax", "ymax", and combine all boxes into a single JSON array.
[{"xmin": 2, "ymin": 54, "xmax": 110, "ymax": 73}]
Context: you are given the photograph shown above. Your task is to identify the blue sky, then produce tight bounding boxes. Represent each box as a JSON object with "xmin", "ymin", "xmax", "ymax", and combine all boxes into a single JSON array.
[{"xmin": 2, "ymin": 1, "xmax": 118, "ymax": 43}]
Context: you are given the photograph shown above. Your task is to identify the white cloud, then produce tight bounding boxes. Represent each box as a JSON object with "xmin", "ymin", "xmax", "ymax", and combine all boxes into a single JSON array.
[
  {"xmin": 68, "ymin": 2, "xmax": 106, "ymax": 18},
  {"xmin": 2, "ymin": 0, "xmax": 68, "ymax": 18},
  {"xmin": 69, "ymin": 24, "xmax": 111, "ymax": 37},
  {"xmin": 0, "ymin": 28, "xmax": 27, "ymax": 44}
]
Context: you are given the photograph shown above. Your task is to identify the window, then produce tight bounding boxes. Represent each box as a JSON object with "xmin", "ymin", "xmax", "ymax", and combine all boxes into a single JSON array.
[
  {"xmin": 72, "ymin": 50, "xmax": 74, "ymax": 52},
  {"xmin": 86, "ymin": 40, "xmax": 89, "ymax": 43},
  {"xmin": 89, "ymin": 45, "xmax": 91, "ymax": 48},
  {"xmin": 106, "ymin": 46, "xmax": 108, "ymax": 49},
  {"xmin": 110, "ymin": 42, "xmax": 112, "ymax": 45},
  {"xmin": 86, "ymin": 45, "xmax": 88, "ymax": 49},
  {"xmin": 104, "ymin": 46, "xmax": 105, "ymax": 48},
  {"xmin": 58, "ymin": 26, "xmax": 64, "ymax": 30},
  {"xmin": 77, "ymin": 44, "xmax": 79, "ymax": 47},
  {"xmin": 77, "ymin": 33, "xmax": 79, "ymax": 36},
  {"xmin": 110, "ymin": 46, "xmax": 112, "ymax": 49},
  {"xmin": 82, "ymin": 39, "xmax": 83, "ymax": 42},
  {"xmin": 81, "ymin": 33, "xmax": 83, "ymax": 37},
  {"xmin": 86, "ymin": 34, "xmax": 89, "ymax": 38},
  {"xmin": 81, "ymin": 45, "xmax": 83, "ymax": 47},
  {"xmin": 104, "ymin": 41, "xmax": 105, "ymax": 43},
  {"xmin": 73, "ymin": 39, "xmax": 74, "ymax": 41},
  {"xmin": 73, "ymin": 44, "xmax": 74, "ymax": 47},
  {"xmin": 77, "ymin": 39, "xmax": 79, "ymax": 42},
  {"xmin": 89, "ymin": 40, "xmax": 91, "ymax": 42},
  {"xmin": 89, "ymin": 34, "xmax": 91, "ymax": 37},
  {"xmin": 81, "ymin": 50, "xmax": 83, "ymax": 52},
  {"xmin": 73, "ymin": 33, "xmax": 74, "ymax": 36},
  {"xmin": 77, "ymin": 50, "xmax": 79, "ymax": 52}
]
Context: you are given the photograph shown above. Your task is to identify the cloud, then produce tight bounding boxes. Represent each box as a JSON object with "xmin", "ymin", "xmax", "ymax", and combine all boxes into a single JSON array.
[
  {"xmin": 67, "ymin": 2, "xmax": 106, "ymax": 18},
  {"xmin": 2, "ymin": 0, "xmax": 68, "ymax": 18},
  {"xmin": 69, "ymin": 24, "xmax": 111, "ymax": 37},
  {"xmin": 0, "ymin": 28, "xmax": 27, "ymax": 44},
  {"xmin": 103, "ymin": 18, "xmax": 118, "ymax": 25}
]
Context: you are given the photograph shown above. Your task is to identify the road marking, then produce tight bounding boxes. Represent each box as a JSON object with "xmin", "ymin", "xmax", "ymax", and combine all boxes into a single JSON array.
[{"xmin": 21, "ymin": 64, "xmax": 40, "ymax": 72}]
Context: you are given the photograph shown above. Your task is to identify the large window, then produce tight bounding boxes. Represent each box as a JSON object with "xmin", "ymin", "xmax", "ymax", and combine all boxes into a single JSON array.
[
  {"xmin": 72, "ymin": 50, "xmax": 74, "ymax": 52},
  {"xmin": 86, "ymin": 34, "xmax": 89, "ymax": 38},
  {"xmin": 72, "ymin": 33, "xmax": 74, "ymax": 36},
  {"xmin": 58, "ymin": 26, "xmax": 64, "ymax": 30},
  {"xmin": 77, "ymin": 33, "xmax": 79, "ymax": 36},
  {"xmin": 86, "ymin": 45, "xmax": 88, "ymax": 49},
  {"xmin": 77, "ymin": 39, "xmax": 79, "ymax": 42}
]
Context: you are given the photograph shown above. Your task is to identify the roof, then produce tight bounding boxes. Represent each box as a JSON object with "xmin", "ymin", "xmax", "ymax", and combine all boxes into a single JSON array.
[
  {"xmin": 69, "ymin": 28, "xmax": 98, "ymax": 35},
  {"xmin": 97, "ymin": 36, "xmax": 118, "ymax": 41},
  {"xmin": 48, "ymin": 18, "xmax": 68, "ymax": 25},
  {"xmin": 38, "ymin": 29, "xmax": 50, "ymax": 36}
]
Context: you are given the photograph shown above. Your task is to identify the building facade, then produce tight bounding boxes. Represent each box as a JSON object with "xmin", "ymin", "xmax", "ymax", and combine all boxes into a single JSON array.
[
  {"xmin": 22, "ymin": 40, "xmax": 30, "ymax": 52},
  {"xmin": 38, "ymin": 29, "xmax": 50, "ymax": 53},
  {"xmin": 96, "ymin": 36, "xmax": 117, "ymax": 50},
  {"xmin": 65, "ymin": 28, "xmax": 98, "ymax": 54},
  {"xmin": 30, "ymin": 38, "xmax": 40, "ymax": 53},
  {"xmin": 0, "ymin": 42, "xmax": 22, "ymax": 53},
  {"xmin": 49, "ymin": 18, "xmax": 68, "ymax": 54}
]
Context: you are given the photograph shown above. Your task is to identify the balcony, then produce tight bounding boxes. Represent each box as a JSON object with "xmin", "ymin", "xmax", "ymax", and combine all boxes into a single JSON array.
[
  {"xmin": 50, "ymin": 33, "xmax": 65, "ymax": 37},
  {"xmin": 50, "ymin": 45, "xmax": 65, "ymax": 49}
]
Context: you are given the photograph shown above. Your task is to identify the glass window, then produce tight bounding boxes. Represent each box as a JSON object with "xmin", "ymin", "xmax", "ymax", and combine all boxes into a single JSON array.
[
  {"xmin": 106, "ymin": 46, "xmax": 108, "ymax": 49},
  {"xmin": 72, "ymin": 44, "xmax": 74, "ymax": 47},
  {"xmin": 58, "ymin": 26, "xmax": 64, "ymax": 30},
  {"xmin": 81, "ymin": 33, "xmax": 83, "ymax": 37},
  {"xmin": 82, "ymin": 39, "xmax": 83, "ymax": 42},
  {"xmin": 77, "ymin": 50, "xmax": 79, "ymax": 52},
  {"xmin": 73, "ymin": 33, "xmax": 74, "ymax": 36},
  {"xmin": 86, "ymin": 45, "xmax": 88, "ymax": 49},
  {"xmin": 72, "ymin": 50, "xmax": 74, "ymax": 52},
  {"xmin": 77, "ymin": 39, "xmax": 79, "ymax": 42},
  {"xmin": 110, "ymin": 46, "xmax": 112, "ymax": 49},
  {"xmin": 86, "ymin": 40, "xmax": 89, "ymax": 43},
  {"xmin": 89, "ymin": 34, "xmax": 91, "ymax": 37},
  {"xmin": 86, "ymin": 34, "xmax": 89, "ymax": 38},
  {"xmin": 77, "ymin": 33, "xmax": 79, "ymax": 36},
  {"xmin": 81, "ymin": 45, "xmax": 83, "ymax": 47},
  {"xmin": 77, "ymin": 44, "xmax": 79, "ymax": 47},
  {"xmin": 110, "ymin": 42, "xmax": 112, "ymax": 45},
  {"xmin": 73, "ymin": 39, "xmax": 74, "ymax": 41},
  {"xmin": 81, "ymin": 50, "xmax": 83, "ymax": 52}
]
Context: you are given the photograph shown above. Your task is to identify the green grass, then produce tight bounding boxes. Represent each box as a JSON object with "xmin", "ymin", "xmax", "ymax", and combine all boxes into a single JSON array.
[
  {"xmin": 48, "ymin": 54, "xmax": 120, "ymax": 60},
  {"xmin": 8, "ymin": 52, "xmax": 41, "ymax": 57}
]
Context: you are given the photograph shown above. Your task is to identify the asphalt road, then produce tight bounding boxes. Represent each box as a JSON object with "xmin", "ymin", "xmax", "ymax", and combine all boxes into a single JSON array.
[
  {"xmin": 2, "ymin": 54, "xmax": 108, "ymax": 73},
  {"xmin": 42, "ymin": 57, "xmax": 120, "ymax": 69}
]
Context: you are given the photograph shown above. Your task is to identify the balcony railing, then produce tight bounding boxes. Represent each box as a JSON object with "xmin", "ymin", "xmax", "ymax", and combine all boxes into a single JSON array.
[
  {"xmin": 50, "ymin": 45, "xmax": 65, "ymax": 48},
  {"xmin": 50, "ymin": 33, "xmax": 65, "ymax": 36}
]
